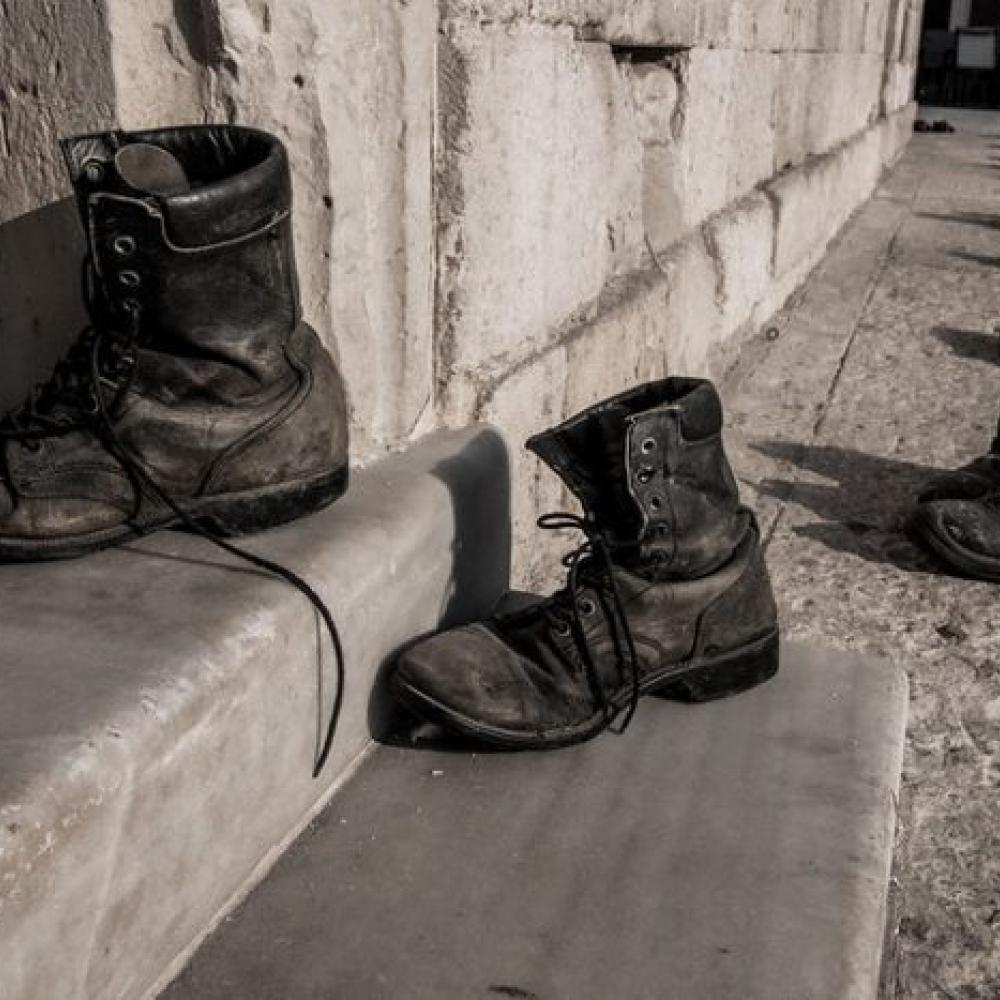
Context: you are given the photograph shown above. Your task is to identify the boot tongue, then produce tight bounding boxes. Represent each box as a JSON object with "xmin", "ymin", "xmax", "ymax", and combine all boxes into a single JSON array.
[{"xmin": 114, "ymin": 143, "xmax": 191, "ymax": 197}]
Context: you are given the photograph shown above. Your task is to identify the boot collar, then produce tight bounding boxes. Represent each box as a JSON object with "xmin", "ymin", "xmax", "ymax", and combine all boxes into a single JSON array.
[
  {"xmin": 61, "ymin": 125, "xmax": 291, "ymax": 249},
  {"xmin": 526, "ymin": 377, "xmax": 723, "ymax": 518}
]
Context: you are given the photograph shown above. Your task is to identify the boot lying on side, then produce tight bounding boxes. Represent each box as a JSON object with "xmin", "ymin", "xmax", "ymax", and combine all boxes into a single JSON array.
[
  {"xmin": 0, "ymin": 125, "xmax": 349, "ymax": 561},
  {"xmin": 909, "ymin": 435, "xmax": 1000, "ymax": 582},
  {"xmin": 392, "ymin": 378, "xmax": 780, "ymax": 749}
]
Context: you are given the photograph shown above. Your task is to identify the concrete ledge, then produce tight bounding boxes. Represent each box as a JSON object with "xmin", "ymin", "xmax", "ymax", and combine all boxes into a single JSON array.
[
  {"xmin": 0, "ymin": 426, "xmax": 510, "ymax": 1000},
  {"xmin": 162, "ymin": 641, "xmax": 909, "ymax": 1000}
]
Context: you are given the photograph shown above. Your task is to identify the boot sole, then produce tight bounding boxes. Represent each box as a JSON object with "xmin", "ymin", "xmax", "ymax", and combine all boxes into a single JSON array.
[
  {"xmin": 0, "ymin": 466, "xmax": 349, "ymax": 563},
  {"xmin": 906, "ymin": 505, "xmax": 1000, "ymax": 583},
  {"xmin": 392, "ymin": 629, "xmax": 780, "ymax": 750}
]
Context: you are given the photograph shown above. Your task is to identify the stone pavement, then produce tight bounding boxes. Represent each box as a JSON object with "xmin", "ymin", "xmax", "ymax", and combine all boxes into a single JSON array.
[
  {"xmin": 162, "ymin": 642, "xmax": 907, "ymax": 1000},
  {"xmin": 726, "ymin": 110, "xmax": 1000, "ymax": 999}
]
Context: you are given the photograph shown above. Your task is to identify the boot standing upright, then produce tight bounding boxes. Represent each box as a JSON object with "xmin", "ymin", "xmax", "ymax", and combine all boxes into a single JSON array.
[
  {"xmin": 0, "ymin": 125, "xmax": 349, "ymax": 560},
  {"xmin": 393, "ymin": 377, "xmax": 780, "ymax": 748}
]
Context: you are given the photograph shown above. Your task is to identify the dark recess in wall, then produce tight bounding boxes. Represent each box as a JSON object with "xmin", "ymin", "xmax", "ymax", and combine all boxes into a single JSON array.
[{"xmin": 610, "ymin": 44, "xmax": 691, "ymax": 66}]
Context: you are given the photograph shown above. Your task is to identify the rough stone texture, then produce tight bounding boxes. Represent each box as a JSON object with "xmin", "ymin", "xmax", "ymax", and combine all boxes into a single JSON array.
[
  {"xmin": 723, "ymin": 117, "xmax": 1000, "ymax": 1000},
  {"xmin": 479, "ymin": 101, "xmax": 915, "ymax": 588},
  {"xmin": 0, "ymin": 427, "xmax": 510, "ymax": 1000},
  {"xmin": 0, "ymin": 0, "xmax": 115, "ymax": 426},
  {"xmin": 160, "ymin": 642, "xmax": 908, "ymax": 1000},
  {"xmin": 434, "ymin": 21, "xmax": 643, "ymax": 381}
]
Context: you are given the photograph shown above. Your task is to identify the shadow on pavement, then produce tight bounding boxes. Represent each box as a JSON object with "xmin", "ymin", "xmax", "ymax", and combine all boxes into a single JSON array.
[
  {"xmin": 951, "ymin": 249, "xmax": 1000, "ymax": 268},
  {"xmin": 751, "ymin": 440, "xmax": 943, "ymax": 572},
  {"xmin": 918, "ymin": 210, "xmax": 1000, "ymax": 230},
  {"xmin": 931, "ymin": 325, "xmax": 1000, "ymax": 364}
]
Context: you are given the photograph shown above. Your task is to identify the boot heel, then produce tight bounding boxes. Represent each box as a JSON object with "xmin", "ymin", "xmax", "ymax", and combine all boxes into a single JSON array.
[
  {"xmin": 653, "ymin": 631, "xmax": 779, "ymax": 703},
  {"xmin": 188, "ymin": 467, "xmax": 349, "ymax": 537}
]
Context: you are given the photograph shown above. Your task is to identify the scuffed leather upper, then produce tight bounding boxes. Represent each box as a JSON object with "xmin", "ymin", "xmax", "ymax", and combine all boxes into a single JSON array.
[{"xmin": 395, "ymin": 526, "xmax": 776, "ymax": 735}]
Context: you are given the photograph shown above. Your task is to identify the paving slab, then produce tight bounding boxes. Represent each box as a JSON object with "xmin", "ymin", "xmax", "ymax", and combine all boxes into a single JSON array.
[
  {"xmin": 0, "ymin": 426, "xmax": 510, "ymax": 1000},
  {"xmin": 723, "ymin": 112, "xmax": 1000, "ymax": 999},
  {"xmin": 162, "ymin": 642, "xmax": 907, "ymax": 1000}
]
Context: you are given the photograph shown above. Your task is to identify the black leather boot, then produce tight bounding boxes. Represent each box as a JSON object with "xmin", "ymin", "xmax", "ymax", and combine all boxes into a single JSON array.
[
  {"xmin": 392, "ymin": 378, "xmax": 779, "ymax": 749},
  {"xmin": 909, "ymin": 427, "xmax": 1000, "ymax": 581},
  {"xmin": 0, "ymin": 125, "xmax": 349, "ymax": 561}
]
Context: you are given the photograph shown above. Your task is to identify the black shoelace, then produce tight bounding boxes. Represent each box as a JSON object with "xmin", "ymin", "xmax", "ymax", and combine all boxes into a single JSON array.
[
  {"xmin": 537, "ymin": 511, "xmax": 642, "ymax": 732},
  {"xmin": 0, "ymin": 256, "xmax": 345, "ymax": 777}
]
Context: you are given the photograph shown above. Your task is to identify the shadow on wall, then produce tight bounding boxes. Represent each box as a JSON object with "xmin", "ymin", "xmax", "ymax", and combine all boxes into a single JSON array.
[
  {"xmin": 0, "ymin": 198, "xmax": 88, "ymax": 414},
  {"xmin": 367, "ymin": 427, "xmax": 513, "ymax": 742}
]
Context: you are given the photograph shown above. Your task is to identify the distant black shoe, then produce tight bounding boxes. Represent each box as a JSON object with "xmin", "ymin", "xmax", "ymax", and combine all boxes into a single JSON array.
[
  {"xmin": 932, "ymin": 120, "xmax": 956, "ymax": 133},
  {"xmin": 909, "ymin": 451, "xmax": 1000, "ymax": 582},
  {"xmin": 914, "ymin": 119, "xmax": 932, "ymax": 133}
]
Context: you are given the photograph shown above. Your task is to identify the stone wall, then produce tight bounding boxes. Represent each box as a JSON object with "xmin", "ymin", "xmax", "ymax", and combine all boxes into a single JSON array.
[{"xmin": 0, "ymin": 0, "xmax": 922, "ymax": 588}]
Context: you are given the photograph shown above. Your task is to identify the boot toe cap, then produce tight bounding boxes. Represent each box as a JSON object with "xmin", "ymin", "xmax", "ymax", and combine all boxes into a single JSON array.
[{"xmin": 393, "ymin": 623, "xmax": 560, "ymax": 737}]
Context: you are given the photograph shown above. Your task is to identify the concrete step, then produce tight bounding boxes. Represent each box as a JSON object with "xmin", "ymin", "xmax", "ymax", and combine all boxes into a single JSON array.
[
  {"xmin": 0, "ymin": 426, "xmax": 510, "ymax": 1000},
  {"xmin": 161, "ymin": 641, "xmax": 908, "ymax": 1000}
]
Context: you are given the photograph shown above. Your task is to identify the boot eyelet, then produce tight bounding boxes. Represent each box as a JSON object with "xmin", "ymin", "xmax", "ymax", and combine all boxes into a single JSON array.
[
  {"xmin": 578, "ymin": 597, "xmax": 597, "ymax": 617},
  {"xmin": 636, "ymin": 466, "xmax": 654, "ymax": 485},
  {"xmin": 83, "ymin": 159, "xmax": 104, "ymax": 183},
  {"xmin": 649, "ymin": 495, "xmax": 663, "ymax": 511},
  {"xmin": 112, "ymin": 235, "xmax": 136, "ymax": 256},
  {"xmin": 118, "ymin": 270, "xmax": 141, "ymax": 288},
  {"xmin": 553, "ymin": 621, "xmax": 571, "ymax": 637},
  {"xmin": 641, "ymin": 437, "xmax": 656, "ymax": 454},
  {"xmin": 24, "ymin": 440, "xmax": 42, "ymax": 454}
]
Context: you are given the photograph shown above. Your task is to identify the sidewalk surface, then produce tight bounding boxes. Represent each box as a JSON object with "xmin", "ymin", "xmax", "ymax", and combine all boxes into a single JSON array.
[
  {"xmin": 163, "ymin": 642, "xmax": 907, "ymax": 1000},
  {"xmin": 727, "ymin": 110, "xmax": 1000, "ymax": 999}
]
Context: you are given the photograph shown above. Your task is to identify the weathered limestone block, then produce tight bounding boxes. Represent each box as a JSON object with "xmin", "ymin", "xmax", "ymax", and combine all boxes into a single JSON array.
[
  {"xmin": 0, "ymin": 2, "xmax": 115, "ymax": 223},
  {"xmin": 774, "ymin": 52, "xmax": 882, "ymax": 172},
  {"xmin": 655, "ymin": 232, "xmax": 727, "ymax": 374},
  {"xmin": 436, "ymin": 20, "xmax": 643, "ymax": 384},
  {"xmin": 105, "ymin": 0, "xmax": 208, "ymax": 128},
  {"xmin": 442, "ymin": 0, "xmax": 890, "ymax": 53},
  {"xmin": 880, "ymin": 101, "xmax": 919, "ymax": 167},
  {"xmin": 106, "ymin": 0, "xmax": 437, "ymax": 460},
  {"xmin": 478, "ymin": 348, "xmax": 572, "ymax": 589},
  {"xmin": 0, "ymin": 2, "xmax": 116, "ymax": 415},
  {"xmin": 639, "ymin": 49, "xmax": 779, "ymax": 250},
  {"xmin": 770, "ymin": 126, "xmax": 885, "ymax": 284},
  {"xmin": 705, "ymin": 192, "xmax": 776, "ymax": 335},
  {"xmin": 770, "ymin": 154, "xmax": 842, "ymax": 283},
  {"xmin": 0, "ymin": 427, "xmax": 509, "ymax": 1000}
]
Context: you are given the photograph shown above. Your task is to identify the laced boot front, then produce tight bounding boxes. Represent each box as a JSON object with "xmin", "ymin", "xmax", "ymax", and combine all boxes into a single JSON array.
[{"xmin": 392, "ymin": 378, "xmax": 780, "ymax": 749}]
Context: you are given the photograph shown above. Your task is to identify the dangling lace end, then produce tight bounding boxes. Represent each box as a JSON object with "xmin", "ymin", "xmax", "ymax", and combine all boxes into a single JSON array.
[{"xmin": 91, "ymin": 348, "xmax": 347, "ymax": 780}]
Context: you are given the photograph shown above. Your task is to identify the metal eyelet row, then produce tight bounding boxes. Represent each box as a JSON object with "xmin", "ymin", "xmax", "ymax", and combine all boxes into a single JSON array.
[
  {"xmin": 109, "ymin": 234, "xmax": 142, "ymax": 293},
  {"xmin": 551, "ymin": 595, "xmax": 598, "ymax": 637},
  {"xmin": 636, "ymin": 436, "xmax": 663, "ymax": 512}
]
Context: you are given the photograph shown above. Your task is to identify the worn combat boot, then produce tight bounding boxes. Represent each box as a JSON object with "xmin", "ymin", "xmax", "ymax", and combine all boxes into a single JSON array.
[
  {"xmin": 909, "ymin": 425, "xmax": 1000, "ymax": 581},
  {"xmin": 0, "ymin": 125, "xmax": 348, "ymax": 560},
  {"xmin": 392, "ymin": 378, "xmax": 779, "ymax": 749}
]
